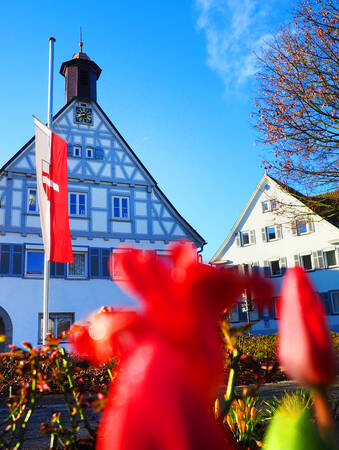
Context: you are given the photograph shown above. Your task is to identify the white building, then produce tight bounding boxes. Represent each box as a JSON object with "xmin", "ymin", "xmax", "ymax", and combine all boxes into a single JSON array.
[
  {"xmin": 210, "ymin": 174, "xmax": 339, "ymax": 334},
  {"xmin": 0, "ymin": 48, "xmax": 205, "ymax": 349}
]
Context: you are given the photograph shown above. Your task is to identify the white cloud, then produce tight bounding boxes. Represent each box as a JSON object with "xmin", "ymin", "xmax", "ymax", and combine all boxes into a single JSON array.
[{"xmin": 195, "ymin": 0, "xmax": 284, "ymax": 89}]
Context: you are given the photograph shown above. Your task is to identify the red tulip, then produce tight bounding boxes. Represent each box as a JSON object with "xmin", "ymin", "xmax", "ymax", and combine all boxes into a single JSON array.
[
  {"xmin": 278, "ymin": 267, "xmax": 337, "ymax": 387},
  {"xmin": 71, "ymin": 241, "xmax": 272, "ymax": 449},
  {"xmin": 69, "ymin": 306, "xmax": 136, "ymax": 366}
]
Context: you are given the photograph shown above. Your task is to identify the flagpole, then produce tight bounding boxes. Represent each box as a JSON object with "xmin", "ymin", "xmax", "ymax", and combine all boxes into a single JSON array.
[{"xmin": 42, "ymin": 37, "xmax": 55, "ymax": 345}]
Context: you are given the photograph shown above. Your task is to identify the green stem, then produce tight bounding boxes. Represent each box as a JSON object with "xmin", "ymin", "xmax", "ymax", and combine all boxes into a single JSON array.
[{"xmin": 59, "ymin": 348, "xmax": 95, "ymax": 439}]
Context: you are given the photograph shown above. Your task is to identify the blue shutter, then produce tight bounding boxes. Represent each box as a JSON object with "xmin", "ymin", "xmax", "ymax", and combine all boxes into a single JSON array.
[
  {"xmin": 12, "ymin": 245, "xmax": 24, "ymax": 276},
  {"xmin": 102, "ymin": 249, "xmax": 110, "ymax": 278},
  {"xmin": 95, "ymin": 148, "xmax": 104, "ymax": 160},
  {"xmin": 89, "ymin": 248, "xmax": 100, "ymax": 278},
  {"xmin": 67, "ymin": 144, "xmax": 73, "ymax": 157}
]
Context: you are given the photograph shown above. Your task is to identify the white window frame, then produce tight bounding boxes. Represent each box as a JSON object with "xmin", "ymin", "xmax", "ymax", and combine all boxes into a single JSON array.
[
  {"xmin": 69, "ymin": 192, "xmax": 87, "ymax": 217},
  {"xmin": 330, "ymin": 291, "xmax": 339, "ymax": 314},
  {"xmin": 323, "ymin": 247, "xmax": 338, "ymax": 268},
  {"xmin": 86, "ymin": 147, "xmax": 94, "ymax": 159},
  {"xmin": 25, "ymin": 249, "xmax": 44, "ymax": 278},
  {"xmin": 38, "ymin": 312, "xmax": 74, "ymax": 343},
  {"xmin": 266, "ymin": 226, "xmax": 277, "ymax": 241},
  {"xmin": 27, "ymin": 188, "xmax": 39, "ymax": 213},
  {"xmin": 112, "ymin": 196, "xmax": 130, "ymax": 220},
  {"xmin": 269, "ymin": 259, "xmax": 281, "ymax": 277},
  {"xmin": 67, "ymin": 252, "xmax": 88, "ymax": 279},
  {"xmin": 73, "ymin": 145, "xmax": 82, "ymax": 158},
  {"xmin": 300, "ymin": 252, "xmax": 313, "ymax": 271},
  {"xmin": 241, "ymin": 231, "xmax": 250, "ymax": 246}
]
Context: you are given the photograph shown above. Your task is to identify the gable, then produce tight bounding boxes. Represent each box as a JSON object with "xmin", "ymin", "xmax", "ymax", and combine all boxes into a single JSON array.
[
  {"xmin": 0, "ymin": 99, "xmax": 205, "ymax": 247},
  {"xmin": 211, "ymin": 174, "xmax": 339, "ymax": 263}
]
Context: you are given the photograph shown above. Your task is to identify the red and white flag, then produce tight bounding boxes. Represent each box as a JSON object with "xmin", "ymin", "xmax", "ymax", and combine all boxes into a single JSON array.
[{"xmin": 34, "ymin": 118, "xmax": 73, "ymax": 263}]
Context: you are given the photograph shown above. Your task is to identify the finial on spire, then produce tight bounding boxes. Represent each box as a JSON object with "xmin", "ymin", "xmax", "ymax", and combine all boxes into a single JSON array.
[{"xmin": 79, "ymin": 27, "xmax": 83, "ymax": 53}]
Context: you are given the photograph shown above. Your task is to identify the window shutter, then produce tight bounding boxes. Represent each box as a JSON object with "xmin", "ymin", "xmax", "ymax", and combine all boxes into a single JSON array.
[
  {"xmin": 263, "ymin": 260, "xmax": 270, "ymax": 278},
  {"xmin": 261, "ymin": 202, "xmax": 266, "ymax": 213},
  {"xmin": 89, "ymin": 248, "xmax": 100, "ymax": 277},
  {"xmin": 291, "ymin": 221, "xmax": 297, "ymax": 236},
  {"xmin": 319, "ymin": 292, "xmax": 331, "ymax": 315},
  {"xmin": 95, "ymin": 148, "xmax": 104, "ymax": 160},
  {"xmin": 308, "ymin": 220, "xmax": 315, "ymax": 233},
  {"xmin": 312, "ymin": 250, "xmax": 325, "ymax": 270},
  {"xmin": 294, "ymin": 254, "xmax": 300, "ymax": 267},
  {"xmin": 280, "ymin": 256, "xmax": 287, "ymax": 274},
  {"xmin": 12, "ymin": 245, "xmax": 24, "ymax": 276},
  {"xmin": 236, "ymin": 232, "xmax": 241, "ymax": 247},
  {"xmin": 312, "ymin": 251, "xmax": 319, "ymax": 269},
  {"xmin": 276, "ymin": 224, "xmax": 282, "ymax": 239},
  {"xmin": 102, "ymin": 248, "xmax": 110, "ymax": 278},
  {"xmin": 261, "ymin": 228, "xmax": 267, "ymax": 242},
  {"xmin": 317, "ymin": 250, "xmax": 325, "ymax": 269},
  {"xmin": 67, "ymin": 145, "xmax": 73, "ymax": 157},
  {"xmin": 249, "ymin": 230, "xmax": 256, "ymax": 244},
  {"xmin": 335, "ymin": 247, "xmax": 339, "ymax": 266}
]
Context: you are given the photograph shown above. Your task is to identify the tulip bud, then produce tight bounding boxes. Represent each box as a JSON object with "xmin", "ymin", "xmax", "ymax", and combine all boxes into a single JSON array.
[{"xmin": 278, "ymin": 268, "xmax": 337, "ymax": 387}]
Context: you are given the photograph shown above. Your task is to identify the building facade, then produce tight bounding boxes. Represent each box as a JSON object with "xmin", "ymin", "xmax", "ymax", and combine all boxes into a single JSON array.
[
  {"xmin": 0, "ymin": 49, "xmax": 205, "ymax": 349},
  {"xmin": 210, "ymin": 174, "xmax": 339, "ymax": 334}
]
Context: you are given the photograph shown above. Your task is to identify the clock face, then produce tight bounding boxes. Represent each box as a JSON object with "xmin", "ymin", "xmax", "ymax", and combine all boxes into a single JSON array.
[{"xmin": 75, "ymin": 106, "xmax": 92, "ymax": 124}]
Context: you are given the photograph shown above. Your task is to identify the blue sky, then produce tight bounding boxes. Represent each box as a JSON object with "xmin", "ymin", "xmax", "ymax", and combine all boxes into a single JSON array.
[{"xmin": 0, "ymin": 0, "xmax": 292, "ymax": 261}]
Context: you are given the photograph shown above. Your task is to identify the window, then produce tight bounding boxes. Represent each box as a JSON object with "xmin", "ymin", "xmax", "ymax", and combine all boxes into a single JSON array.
[
  {"xmin": 0, "ymin": 244, "xmax": 24, "ymax": 276},
  {"xmin": 270, "ymin": 260, "xmax": 281, "ymax": 276},
  {"xmin": 296, "ymin": 220, "xmax": 307, "ymax": 234},
  {"xmin": 242, "ymin": 232, "xmax": 250, "ymax": 246},
  {"xmin": 26, "ymin": 250, "xmax": 44, "ymax": 277},
  {"xmin": 68, "ymin": 253, "xmax": 87, "ymax": 278},
  {"xmin": 330, "ymin": 291, "xmax": 339, "ymax": 314},
  {"xmin": 39, "ymin": 313, "xmax": 74, "ymax": 343},
  {"xmin": 262, "ymin": 201, "xmax": 269, "ymax": 212},
  {"xmin": 262, "ymin": 200, "xmax": 277, "ymax": 213},
  {"xmin": 264, "ymin": 257, "xmax": 287, "ymax": 277},
  {"xmin": 262, "ymin": 225, "xmax": 282, "ymax": 242},
  {"xmin": 319, "ymin": 292, "xmax": 332, "ymax": 315},
  {"xmin": 227, "ymin": 306, "xmax": 239, "ymax": 322},
  {"xmin": 86, "ymin": 147, "xmax": 94, "ymax": 159},
  {"xmin": 292, "ymin": 219, "xmax": 314, "ymax": 236},
  {"xmin": 269, "ymin": 297, "xmax": 279, "ymax": 319},
  {"xmin": 73, "ymin": 146, "xmax": 82, "ymax": 158},
  {"xmin": 300, "ymin": 253, "xmax": 313, "ymax": 271},
  {"xmin": 89, "ymin": 248, "xmax": 110, "ymax": 278},
  {"xmin": 236, "ymin": 230, "xmax": 255, "ymax": 247},
  {"xmin": 69, "ymin": 193, "xmax": 87, "ymax": 216},
  {"xmin": 323, "ymin": 248, "xmax": 338, "ymax": 268},
  {"xmin": 27, "ymin": 189, "xmax": 38, "ymax": 213},
  {"xmin": 113, "ymin": 196, "xmax": 129, "ymax": 220}
]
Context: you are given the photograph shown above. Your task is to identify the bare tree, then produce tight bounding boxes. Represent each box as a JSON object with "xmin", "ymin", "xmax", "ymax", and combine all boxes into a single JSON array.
[{"xmin": 254, "ymin": 0, "xmax": 339, "ymax": 216}]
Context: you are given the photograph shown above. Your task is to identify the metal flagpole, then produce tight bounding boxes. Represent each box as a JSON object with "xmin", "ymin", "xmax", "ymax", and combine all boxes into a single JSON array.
[{"xmin": 42, "ymin": 37, "xmax": 55, "ymax": 345}]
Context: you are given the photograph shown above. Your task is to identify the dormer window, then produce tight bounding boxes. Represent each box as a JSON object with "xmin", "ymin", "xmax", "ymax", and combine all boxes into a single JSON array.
[{"xmin": 261, "ymin": 200, "xmax": 277, "ymax": 213}]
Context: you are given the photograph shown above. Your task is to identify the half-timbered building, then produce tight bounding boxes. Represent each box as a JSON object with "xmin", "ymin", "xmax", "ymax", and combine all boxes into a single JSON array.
[{"xmin": 0, "ymin": 48, "xmax": 205, "ymax": 349}]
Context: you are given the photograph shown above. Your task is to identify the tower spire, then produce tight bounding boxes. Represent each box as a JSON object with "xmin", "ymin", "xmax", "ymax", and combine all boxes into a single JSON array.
[{"xmin": 79, "ymin": 27, "xmax": 83, "ymax": 53}]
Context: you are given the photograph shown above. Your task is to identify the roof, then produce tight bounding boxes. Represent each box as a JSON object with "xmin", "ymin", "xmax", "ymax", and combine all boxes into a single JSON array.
[
  {"xmin": 0, "ymin": 98, "xmax": 206, "ymax": 249},
  {"xmin": 269, "ymin": 175, "xmax": 339, "ymax": 227}
]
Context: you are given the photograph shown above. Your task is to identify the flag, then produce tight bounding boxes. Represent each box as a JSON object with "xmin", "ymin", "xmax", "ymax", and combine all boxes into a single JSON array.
[{"xmin": 34, "ymin": 118, "xmax": 73, "ymax": 263}]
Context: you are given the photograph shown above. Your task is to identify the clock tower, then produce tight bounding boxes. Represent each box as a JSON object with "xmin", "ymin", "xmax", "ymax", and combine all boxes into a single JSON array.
[{"xmin": 60, "ymin": 44, "xmax": 102, "ymax": 104}]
